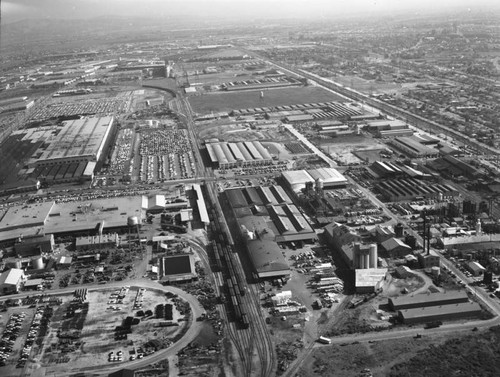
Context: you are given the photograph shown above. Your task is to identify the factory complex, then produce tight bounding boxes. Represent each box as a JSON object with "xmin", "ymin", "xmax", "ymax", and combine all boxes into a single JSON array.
[{"xmin": 225, "ymin": 185, "xmax": 318, "ymax": 278}]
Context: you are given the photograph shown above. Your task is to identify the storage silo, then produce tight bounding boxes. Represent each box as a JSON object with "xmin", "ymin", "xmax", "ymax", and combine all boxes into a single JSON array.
[
  {"xmin": 369, "ymin": 244, "xmax": 378, "ymax": 268},
  {"xmin": 32, "ymin": 256, "xmax": 45, "ymax": 270}
]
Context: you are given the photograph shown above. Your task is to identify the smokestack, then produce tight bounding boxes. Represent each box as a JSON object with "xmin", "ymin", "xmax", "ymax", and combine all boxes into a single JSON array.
[{"xmin": 427, "ymin": 224, "xmax": 431, "ymax": 255}]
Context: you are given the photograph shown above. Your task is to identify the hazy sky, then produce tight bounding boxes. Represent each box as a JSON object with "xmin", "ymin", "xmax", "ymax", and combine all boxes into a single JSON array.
[{"xmin": 2, "ymin": 0, "xmax": 499, "ymax": 22}]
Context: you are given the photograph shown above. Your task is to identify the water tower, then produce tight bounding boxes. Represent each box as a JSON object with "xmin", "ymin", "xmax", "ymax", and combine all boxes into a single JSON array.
[{"xmin": 315, "ymin": 178, "xmax": 324, "ymax": 197}]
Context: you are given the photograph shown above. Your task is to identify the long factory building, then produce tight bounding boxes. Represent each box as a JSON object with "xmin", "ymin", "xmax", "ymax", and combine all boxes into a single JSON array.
[
  {"xmin": 30, "ymin": 116, "xmax": 115, "ymax": 168},
  {"xmin": 376, "ymin": 178, "xmax": 458, "ymax": 202},
  {"xmin": 206, "ymin": 141, "xmax": 273, "ymax": 169}
]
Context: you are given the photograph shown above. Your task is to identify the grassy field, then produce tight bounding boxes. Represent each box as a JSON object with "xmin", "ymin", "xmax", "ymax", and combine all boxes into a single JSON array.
[{"xmin": 189, "ymin": 86, "xmax": 347, "ymax": 114}]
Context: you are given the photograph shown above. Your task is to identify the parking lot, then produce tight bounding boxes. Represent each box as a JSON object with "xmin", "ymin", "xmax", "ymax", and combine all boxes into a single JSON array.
[{"xmin": 133, "ymin": 128, "xmax": 197, "ymax": 183}]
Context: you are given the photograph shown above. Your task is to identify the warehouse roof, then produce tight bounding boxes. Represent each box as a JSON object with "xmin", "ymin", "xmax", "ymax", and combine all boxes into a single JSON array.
[
  {"xmin": 355, "ymin": 268, "xmax": 388, "ymax": 289},
  {"xmin": 381, "ymin": 237, "xmax": 412, "ymax": 252},
  {"xmin": 398, "ymin": 302, "xmax": 481, "ymax": 321},
  {"xmin": 389, "ymin": 291, "xmax": 469, "ymax": 309},
  {"xmin": 282, "ymin": 170, "xmax": 314, "ymax": 185},
  {"xmin": 0, "ymin": 202, "xmax": 55, "ymax": 232},
  {"xmin": 0, "ymin": 268, "xmax": 24, "ymax": 286},
  {"xmin": 37, "ymin": 116, "xmax": 113, "ymax": 162},
  {"xmin": 162, "ymin": 254, "xmax": 195, "ymax": 276},
  {"xmin": 226, "ymin": 188, "xmax": 248, "ymax": 208},
  {"xmin": 308, "ymin": 167, "xmax": 347, "ymax": 185}
]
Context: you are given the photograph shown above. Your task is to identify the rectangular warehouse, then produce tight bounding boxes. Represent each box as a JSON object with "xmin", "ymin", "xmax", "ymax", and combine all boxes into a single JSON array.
[
  {"xmin": 388, "ymin": 291, "xmax": 469, "ymax": 311},
  {"xmin": 398, "ymin": 302, "xmax": 482, "ymax": 324},
  {"xmin": 32, "ymin": 116, "xmax": 114, "ymax": 167}
]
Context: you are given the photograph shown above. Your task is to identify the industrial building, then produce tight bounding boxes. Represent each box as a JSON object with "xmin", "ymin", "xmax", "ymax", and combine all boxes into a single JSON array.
[
  {"xmin": 398, "ymin": 302, "xmax": 482, "ymax": 325},
  {"xmin": 30, "ymin": 116, "xmax": 115, "ymax": 170},
  {"xmin": 206, "ymin": 141, "xmax": 273, "ymax": 169},
  {"xmin": 187, "ymin": 184, "xmax": 209, "ymax": 226},
  {"xmin": 159, "ymin": 254, "xmax": 196, "ymax": 283},
  {"xmin": 0, "ymin": 197, "xmax": 143, "ymax": 245},
  {"xmin": 381, "ymin": 237, "xmax": 412, "ymax": 257},
  {"xmin": 0, "ymin": 268, "xmax": 26, "ymax": 295},
  {"xmin": 14, "ymin": 234, "xmax": 55, "ymax": 257},
  {"xmin": 388, "ymin": 291, "xmax": 469, "ymax": 311},
  {"xmin": 75, "ymin": 233, "xmax": 120, "ymax": 251},
  {"xmin": 417, "ymin": 253, "xmax": 440, "ymax": 268},
  {"xmin": 323, "ymin": 222, "xmax": 379, "ymax": 269},
  {"xmin": 376, "ymin": 178, "xmax": 458, "ymax": 202},
  {"xmin": 467, "ymin": 261, "xmax": 486, "ymax": 276},
  {"xmin": 355, "ymin": 268, "xmax": 388, "ymax": 293},
  {"xmin": 388, "ymin": 137, "xmax": 440, "ymax": 158},
  {"xmin": 365, "ymin": 119, "xmax": 413, "ymax": 138},
  {"xmin": 282, "ymin": 168, "xmax": 347, "ymax": 194}
]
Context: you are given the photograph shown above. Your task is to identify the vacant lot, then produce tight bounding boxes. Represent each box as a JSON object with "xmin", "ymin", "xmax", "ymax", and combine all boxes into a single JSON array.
[{"xmin": 189, "ymin": 86, "xmax": 346, "ymax": 114}]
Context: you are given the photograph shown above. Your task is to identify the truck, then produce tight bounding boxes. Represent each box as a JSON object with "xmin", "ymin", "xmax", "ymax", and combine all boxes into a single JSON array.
[
  {"xmin": 424, "ymin": 321, "xmax": 442, "ymax": 329},
  {"xmin": 317, "ymin": 336, "xmax": 331, "ymax": 344}
]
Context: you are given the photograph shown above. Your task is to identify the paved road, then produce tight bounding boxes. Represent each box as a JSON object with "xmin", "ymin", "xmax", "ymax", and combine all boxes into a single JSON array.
[{"xmin": 18, "ymin": 279, "xmax": 205, "ymax": 376}]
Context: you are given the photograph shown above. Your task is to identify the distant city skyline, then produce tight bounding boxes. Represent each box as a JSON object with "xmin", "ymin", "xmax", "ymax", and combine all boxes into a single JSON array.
[{"xmin": 2, "ymin": 0, "xmax": 499, "ymax": 23}]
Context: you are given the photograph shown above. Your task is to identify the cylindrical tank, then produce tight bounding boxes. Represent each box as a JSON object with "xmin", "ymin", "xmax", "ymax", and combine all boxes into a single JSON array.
[
  {"xmin": 431, "ymin": 266, "xmax": 440, "ymax": 278},
  {"xmin": 32, "ymin": 256, "xmax": 45, "ymax": 270},
  {"xmin": 364, "ymin": 254, "xmax": 370, "ymax": 270},
  {"xmin": 127, "ymin": 216, "xmax": 139, "ymax": 227},
  {"xmin": 369, "ymin": 244, "xmax": 378, "ymax": 268},
  {"xmin": 315, "ymin": 178, "xmax": 324, "ymax": 191}
]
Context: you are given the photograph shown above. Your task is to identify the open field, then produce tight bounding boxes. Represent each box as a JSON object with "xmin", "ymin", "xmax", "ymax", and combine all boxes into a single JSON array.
[{"xmin": 189, "ymin": 86, "xmax": 346, "ymax": 114}]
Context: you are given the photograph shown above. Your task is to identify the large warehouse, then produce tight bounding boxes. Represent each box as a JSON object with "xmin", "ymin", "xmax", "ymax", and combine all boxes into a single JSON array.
[
  {"xmin": 388, "ymin": 291, "xmax": 469, "ymax": 311},
  {"xmin": 30, "ymin": 116, "xmax": 115, "ymax": 168},
  {"xmin": 388, "ymin": 136, "xmax": 439, "ymax": 158},
  {"xmin": 0, "ymin": 197, "xmax": 144, "ymax": 245},
  {"xmin": 282, "ymin": 168, "xmax": 347, "ymax": 193},
  {"xmin": 206, "ymin": 141, "xmax": 273, "ymax": 169},
  {"xmin": 398, "ymin": 302, "xmax": 482, "ymax": 325}
]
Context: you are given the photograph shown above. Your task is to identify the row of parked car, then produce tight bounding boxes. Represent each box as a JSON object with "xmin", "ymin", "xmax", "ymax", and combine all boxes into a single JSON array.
[{"xmin": 0, "ymin": 312, "xmax": 26, "ymax": 367}]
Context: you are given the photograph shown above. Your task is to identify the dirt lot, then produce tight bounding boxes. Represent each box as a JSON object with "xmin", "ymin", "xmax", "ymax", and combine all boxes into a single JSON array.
[{"xmin": 188, "ymin": 86, "xmax": 346, "ymax": 114}]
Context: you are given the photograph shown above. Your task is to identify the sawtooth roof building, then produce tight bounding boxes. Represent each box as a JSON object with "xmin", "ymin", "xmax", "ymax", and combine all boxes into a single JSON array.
[{"xmin": 206, "ymin": 141, "xmax": 273, "ymax": 169}]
